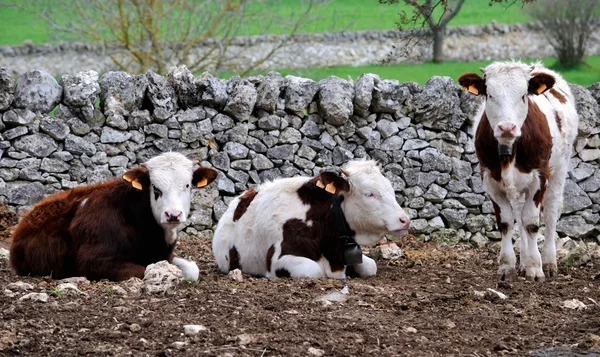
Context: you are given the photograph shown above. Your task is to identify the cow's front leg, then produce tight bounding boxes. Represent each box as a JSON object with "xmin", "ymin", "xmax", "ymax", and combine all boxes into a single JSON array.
[
  {"xmin": 172, "ymin": 256, "xmax": 200, "ymax": 281},
  {"xmin": 271, "ymin": 255, "xmax": 327, "ymax": 278},
  {"xmin": 490, "ymin": 196, "xmax": 516, "ymax": 281},
  {"xmin": 521, "ymin": 197, "xmax": 544, "ymax": 282},
  {"xmin": 351, "ymin": 255, "xmax": 377, "ymax": 277}
]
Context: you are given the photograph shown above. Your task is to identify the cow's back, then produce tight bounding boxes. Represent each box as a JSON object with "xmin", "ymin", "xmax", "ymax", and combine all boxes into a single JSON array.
[{"xmin": 213, "ymin": 176, "xmax": 312, "ymax": 275}]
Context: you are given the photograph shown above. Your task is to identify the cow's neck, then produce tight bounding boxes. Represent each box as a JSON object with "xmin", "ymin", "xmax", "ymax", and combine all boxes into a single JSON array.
[
  {"xmin": 163, "ymin": 226, "xmax": 179, "ymax": 246},
  {"xmin": 332, "ymin": 195, "xmax": 362, "ymax": 266}
]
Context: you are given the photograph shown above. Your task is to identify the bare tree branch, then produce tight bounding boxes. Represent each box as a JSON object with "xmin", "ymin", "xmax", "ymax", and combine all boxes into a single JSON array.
[{"xmin": 0, "ymin": 0, "xmax": 329, "ymax": 75}]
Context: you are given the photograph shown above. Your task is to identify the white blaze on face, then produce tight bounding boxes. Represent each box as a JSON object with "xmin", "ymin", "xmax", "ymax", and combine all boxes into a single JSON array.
[
  {"xmin": 482, "ymin": 62, "xmax": 532, "ymax": 146},
  {"xmin": 144, "ymin": 152, "xmax": 195, "ymax": 228},
  {"xmin": 340, "ymin": 160, "xmax": 410, "ymax": 245}
]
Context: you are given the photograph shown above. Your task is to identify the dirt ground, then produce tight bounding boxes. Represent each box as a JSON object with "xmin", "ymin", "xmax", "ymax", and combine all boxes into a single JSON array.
[{"xmin": 0, "ymin": 233, "xmax": 598, "ymax": 357}]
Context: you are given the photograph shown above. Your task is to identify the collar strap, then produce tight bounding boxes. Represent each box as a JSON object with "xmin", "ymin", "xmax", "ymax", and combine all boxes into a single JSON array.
[{"xmin": 332, "ymin": 195, "xmax": 362, "ymax": 266}]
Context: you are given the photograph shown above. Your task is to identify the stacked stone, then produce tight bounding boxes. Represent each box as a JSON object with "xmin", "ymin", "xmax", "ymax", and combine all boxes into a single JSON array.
[{"xmin": 0, "ymin": 66, "xmax": 598, "ymax": 246}]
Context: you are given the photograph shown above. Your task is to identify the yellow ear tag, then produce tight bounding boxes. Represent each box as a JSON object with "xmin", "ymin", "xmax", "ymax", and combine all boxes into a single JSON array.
[
  {"xmin": 324, "ymin": 182, "xmax": 336, "ymax": 194},
  {"xmin": 536, "ymin": 83, "xmax": 547, "ymax": 95},
  {"xmin": 122, "ymin": 174, "xmax": 133, "ymax": 182},
  {"xmin": 131, "ymin": 179, "xmax": 143, "ymax": 190},
  {"xmin": 316, "ymin": 180, "xmax": 325, "ymax": 189},
  {"xmin": 467, "ymin": 85, "xmax": 479, "ymax": 96},
  {"xmin": 196, "ymin": 177, "xmax": 208, "ymax": 188}
]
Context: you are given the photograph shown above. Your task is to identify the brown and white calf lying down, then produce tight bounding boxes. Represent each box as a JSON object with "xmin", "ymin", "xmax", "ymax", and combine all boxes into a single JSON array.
[
  {"xmin": 459, "ymin": 61, "xmax": 578, "ymax": 281},
  {"xmin": 10, "ymin": 152, "xmax": 217, "ymax": 281},
  {"xmin": 212, "ymin": 160, "xmax": 411, "ymax": 279}
]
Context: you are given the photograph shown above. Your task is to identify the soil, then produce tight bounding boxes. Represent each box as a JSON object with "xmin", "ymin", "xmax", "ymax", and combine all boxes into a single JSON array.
[{"xmin": 1, "ymin": 234, "xmax": 600, "ymax": 357}]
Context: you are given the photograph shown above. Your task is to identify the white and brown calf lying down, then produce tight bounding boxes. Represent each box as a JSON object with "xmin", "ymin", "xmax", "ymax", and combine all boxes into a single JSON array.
[
  {"xmin": 212, "ymin": 160, "xmax": 411, "ymax": 279},
  {"xmin": 459, "ymin": 61, "xmax": 578, "ymax": 281},
  {"xmin": 10, "ymin": 152, "xmax": 217, "ymax": 281}
]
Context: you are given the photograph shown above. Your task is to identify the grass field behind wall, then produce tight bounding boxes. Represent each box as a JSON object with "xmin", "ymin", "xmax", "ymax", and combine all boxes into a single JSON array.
[
  {"xmin": 222, "ymin": 56, "xmax": 600, "ymax": 87},
  {"xmin": 0, "ymin": 0, "xmax": 530, "ymax": 46}
]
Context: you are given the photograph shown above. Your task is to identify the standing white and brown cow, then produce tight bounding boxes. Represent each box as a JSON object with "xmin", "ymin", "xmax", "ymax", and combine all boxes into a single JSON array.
[
  {"xmin": 459, "ymin": 61, "xmax": 578, "ymax": 281},
  {"xmin": 212, "ymin": 160, "xmax": 411, "ymax": 279}
]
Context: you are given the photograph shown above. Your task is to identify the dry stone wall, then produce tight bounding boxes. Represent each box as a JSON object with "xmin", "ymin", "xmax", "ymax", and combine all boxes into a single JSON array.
[{"xmin": 0, "ymin": 66, "xmax": 599, "ymax": 246}]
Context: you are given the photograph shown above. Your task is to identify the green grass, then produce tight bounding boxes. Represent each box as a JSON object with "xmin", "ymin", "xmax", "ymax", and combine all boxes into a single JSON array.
[
  {"xmin": 231, "ymin": 56, "xmax": 600, "ymax": 87},
  {"xmin": 0, "ymin": 0, "xmax": 531, "ymax": 46}
]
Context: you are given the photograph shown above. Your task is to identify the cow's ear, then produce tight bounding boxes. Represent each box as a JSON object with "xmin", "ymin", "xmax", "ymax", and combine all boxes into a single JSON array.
[
  {"xmin": 192, "ymin": 167, "xmax": 218, "ymax": 188},
  {"xmin": 529, "ymin": 73, "xmax": 555, "ymax": 95},
  {"xmin": 122, "ymin": 167, "xmax": 150, "ymax": 191},
  {"xmin": 316, "ymin": 172, "xmax": 350, "ymax": 195},
  {"xmin": 458, "ymin": 72, "xmax": 486, "ymax": 96}
]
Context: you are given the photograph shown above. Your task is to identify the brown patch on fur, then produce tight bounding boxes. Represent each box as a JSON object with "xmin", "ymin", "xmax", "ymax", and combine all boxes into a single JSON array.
[
  {"xmin": 266, "ymin": 245, "xmax": 275, "ymax": 273},
  {"xmin": 492, "ymin": 201, "xmax": 509, "ymax": 235},
  {"xmin": 233, "ymin": 188, "xmax": 258, "ymax": 222},
  {"xmin": 229, "ymin": 246, "xmax": 241, "ymax": 271},
  {"xmin": 275, "ymin": 268, "xmax": 290, "ymax": 278},
  {"xmin": 555, "ymin": 111, "xmax": 563, "ymax": 133},
  {"xmin": 549, "ymin": 88, "xmax": 567, "ymax": 104},
  {"xmin": 526, "ymin": 224, "xmax": 540, "ymax": 235},
  {"xmin": 514, "ymin": 100, "xmax": 552, "ymax": 175},
  {"xmin": 280, "ymin": 175, "xmax": 351, "ymax": 273}
]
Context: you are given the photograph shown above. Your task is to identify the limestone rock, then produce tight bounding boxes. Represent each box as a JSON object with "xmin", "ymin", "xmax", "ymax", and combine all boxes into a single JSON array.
[
  {"xmin": 14, "ymin": 70, "xmax": 62, "ymax": 113},
  {"xmin": 140, "ymin": 260, "xmax": 182, "ymax": 295}
]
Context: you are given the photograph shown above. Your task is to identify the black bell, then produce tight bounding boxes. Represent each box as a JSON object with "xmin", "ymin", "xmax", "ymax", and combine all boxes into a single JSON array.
[{"xmin": 342, "ymin": 237, "xmax": 363, "ymax": 266}]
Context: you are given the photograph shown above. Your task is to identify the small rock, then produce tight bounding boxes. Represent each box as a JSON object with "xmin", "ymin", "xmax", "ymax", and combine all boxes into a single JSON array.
[
  {"xmin": 18, "ymin": 292, "xmax": 49, "ymax": 302},
  {"xmin": 6, "ymin": 281, "xmax": 34, "ymax": 291},
  {"xmin": 403, "ymin": 326, "xmax": 418, "ymax": 334},
  {"xmin": 141, "ymin": 260, "xmax": 182, "ymax": 295},
  {"xmin": 171, "ymin": 341, "xmax": 188, "ymax": 350},
  {"xmin": 129, "ymin": 324, "xmax": 142, "ymax": 332},
  {"xmin": 308, "ymin": 347, "xmax": 325, "ymax": 357},
  {"xmin": 314, "ymin": 286, "xmax": 349, "ymax": 304},
  {"xmin": 56, "ymin": 276, "xmax": 90, "ymax": 285},
  {"xmin": 485, "ymin": 288, "xmax": 508, "ymax": 302},
  {"xmin": 56, "ymin": 282, "xmax": 85, "ymax": 296},
  {"xmin": 110, "ymin": 286, "xmax": 128, "ymax": 296},
  {"xmin": 228, "ymin": 269, "xmax": 244, "ymax": 282},
  {"xmin": 236, "ymin": 333, "xmax": 257, "ymax": 345},
  {"xmin": 183, "ymin": 324, "xmax": 208, "ymax": 335},
  {"xmin": 561, "ymin": 299, "xmax": 587, "ymax": 310},
  {"xmin": 4, "ymin": 289, "xmax": 15, "ymax": 297},
  {"xmin": 371, "ymin": 243, "xmax": 402, "ymax": 260},
  {"xmin": 443, "ymin": 320, "xmax": 456, "ymax": 329},
  {"xmin": 0, "ymin": 248, "xmax": 10, "ymax": 260}
]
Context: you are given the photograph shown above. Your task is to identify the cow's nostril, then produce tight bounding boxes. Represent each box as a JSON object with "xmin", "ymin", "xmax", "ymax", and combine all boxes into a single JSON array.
[{"xmin": 399, "ymin": 217, "xmax": 410, "ymax": 226}]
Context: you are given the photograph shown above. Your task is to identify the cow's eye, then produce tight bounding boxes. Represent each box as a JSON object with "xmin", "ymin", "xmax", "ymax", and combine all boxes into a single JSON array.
[
  {"xmin": 186, "ymin": 184, "xmax": 190, "ymax": 189},
  {"xmin": 153, "ymin": 185, "xmax": 163, "ymax": 200},
  {"xmin": 487, "ymin": 94, "xmax": 493, "ymax": 99},
  {"xmin": 522, "ymin": 95, "xmax": 526, "ymax": 102},
  {"xmin": 365, "ymin": 193, "xmax": 376, "ymax": 198}
]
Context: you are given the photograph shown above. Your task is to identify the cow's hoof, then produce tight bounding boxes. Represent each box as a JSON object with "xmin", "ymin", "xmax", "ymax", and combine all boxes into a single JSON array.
[
  {"xmin": 542, "ymin": 263, "xmax": 558, "ymax": 279},
  {"xmin": 498, "ymin": 265, "xmax": 517, "ymax": 281},
  {"xmin": 525, "ymin": 267, "xmax": 545, "ymax": 282}
]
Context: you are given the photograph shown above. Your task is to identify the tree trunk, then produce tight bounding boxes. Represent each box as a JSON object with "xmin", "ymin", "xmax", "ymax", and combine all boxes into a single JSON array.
[{"xmin": 432, "ymin": 28, "xmax": 444, "ymax": 63}]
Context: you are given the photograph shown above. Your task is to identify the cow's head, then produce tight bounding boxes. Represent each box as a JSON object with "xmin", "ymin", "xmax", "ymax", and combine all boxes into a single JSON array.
[
  {"xmin": 122, "ymin": 152, "xmax": 217, "ymax": 231},
  {"xmin": 318, "ymin": 160, "xmax": 410, "ymax": 246},
  {"xmin": 458, "ymin": 61, "xmax": 555, "ymax": 155}
]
